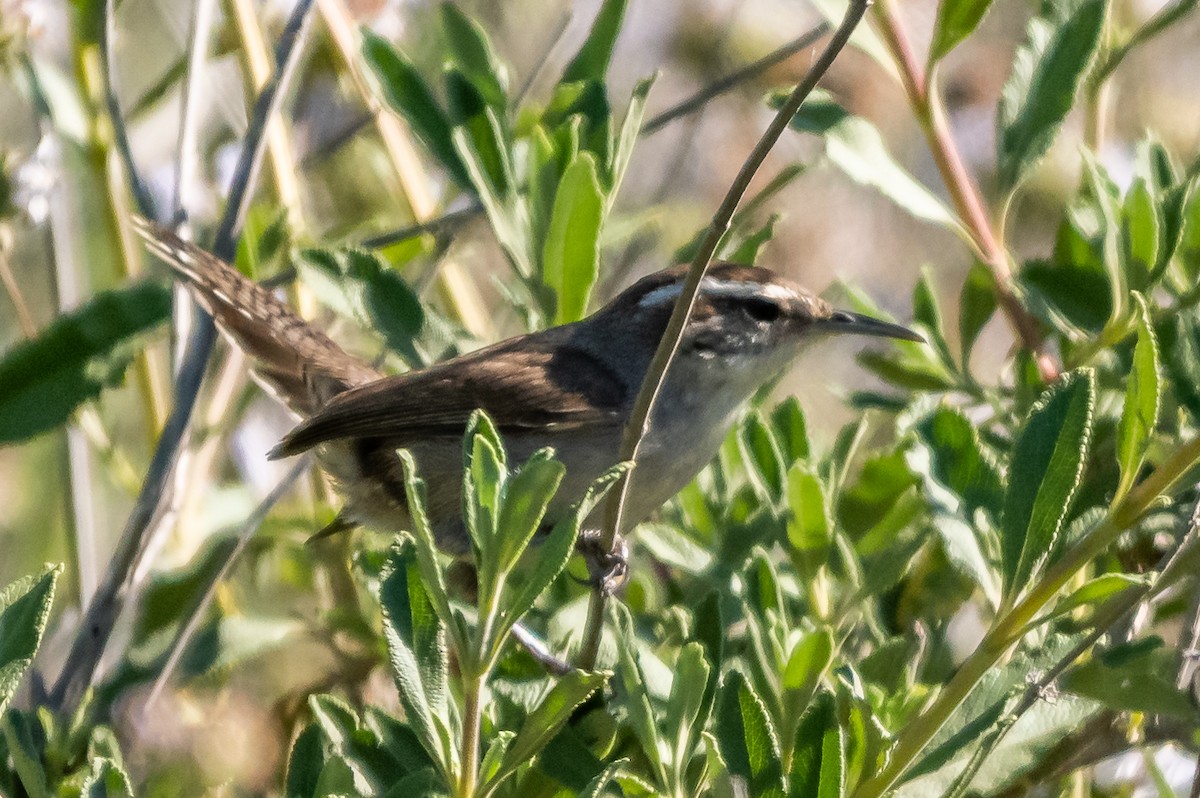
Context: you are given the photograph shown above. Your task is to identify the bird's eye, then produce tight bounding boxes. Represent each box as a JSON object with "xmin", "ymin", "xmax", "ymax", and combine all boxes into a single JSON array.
[{"xmin": 744, "ymin": 297, "xmax": 781, "ymax": 323}]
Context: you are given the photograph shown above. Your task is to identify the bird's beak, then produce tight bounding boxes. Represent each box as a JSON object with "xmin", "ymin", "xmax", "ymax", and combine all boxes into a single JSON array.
[{"xmin": 821, "ymin": 310, "xmax": 924, "ymax": 342}]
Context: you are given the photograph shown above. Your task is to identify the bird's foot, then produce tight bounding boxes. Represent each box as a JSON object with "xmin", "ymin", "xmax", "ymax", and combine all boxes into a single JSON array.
[{"xmin": 577, "ymin": 529, "xmax": 629, "ymax": 596}]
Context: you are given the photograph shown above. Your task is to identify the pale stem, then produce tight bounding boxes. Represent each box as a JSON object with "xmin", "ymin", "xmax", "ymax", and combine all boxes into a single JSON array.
[{"xmin": 576, "ymin": 0, "xmax": 873, "ymax": 671}]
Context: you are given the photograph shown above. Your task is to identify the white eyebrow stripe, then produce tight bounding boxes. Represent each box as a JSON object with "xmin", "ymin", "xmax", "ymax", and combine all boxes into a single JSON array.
[{"xmin": 637, "ymin": 277, "xmax": 795, "ymax": 308}]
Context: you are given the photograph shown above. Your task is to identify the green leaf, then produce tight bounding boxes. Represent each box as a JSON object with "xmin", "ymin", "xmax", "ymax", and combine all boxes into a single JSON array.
[
  {"xmin": 912, "ymin": 406, "xmax": 1004, "ymax": 519},
  {"xmin": 346, "ymin": 250, "xmax": 425, "ymax": 359},
  {"xmin": 715, "ymin": 670, "xmax": 785, "ymax": 798},
  {"xmin": 0, "ymin": 566, "xmax": 60, "ymax": 715},
  {"xmin": 909, "ymin": 633, "xmax": 1086, "ymax": 781},
  {"xmin": 913, "ymin": 269, "xmax": 957, "ymax": 372},
  {"xmin": 1022, "ymin": 257, "xmax": 1111, "ymax": 334},
  {"xmin": 486, "ymin": 670, "xmax": 609, "ymax": 792},
  {"xmin": 930, "ymin": 0, "xmax": 996, "ymax": 64},
  {"xmin": 1047, "ymin": 573, "xmax": 1149, "ymax": 621},
  {"xmin": 1115, "ymin": 293, "xmax": 1160, "ymax": 497},
  {"xmin": 996, "ymin": 0, "xmax": 1107, "ymax": 192},
  {"xmin": 1160, "ymin": 307, "xmax": 1200, "ymax": 421},
  {"xmin": 933, "ymin": 515, "xmax": 1001, "ymax": 608},
  {"xmin": 663, "ymin": 643, "xmax": 711, "ymax": 781},
  {"xmin": 611, "ymin": 604, "xmax": 667, "ymax": 782},
  {"xmin": 298, "ymin": 249, "xmax": 425, "ymax": 365},
  {"xmin": 560, "ymin": 0, "xmax": 628, "ymax": 84},
  {"xmin": 786, "ymin": 463, "xmax": 832, "ymax": 573},
  {"xmin": 495, "ymin": 450, "xmax": 566, "ymax": 573},
  {"xmin": 362, "ymin": 30, "xmax": 470, "ymax": 190},
  {"xmin": 500, "ymin": 464, "xmax": 625, "ymax": 641},
  {"xmin": 463, "ymin": 410, "xmax": 506, "ymax": 563},
  {"xmin": 2, "ymin": 709, "xmax": 47, "ymax": 798},
  {"xmin": 1122, "ymin": 178, "xmax": 1162, "ymax": 289},
  {"xmin": 609, "ymin": 76, "xmax": 654, "ymax": 199},
  {"xmin": 0, "ymin": 282, "xmax": 169, "ymax": 443},
  {"xmin": 771, "ymin": 397, "xmax": 811, "ymax": 463},
  {"xmin": 782, "ymin": 628, "xmax": 834, "ymax": 714},
  {"xmin": 438, "ymin": 2, "xmax": 508, "ymax": 110},
  {"xmin": 286, "ymin": 723, "xmax": 325, "ymax": 798},
  {"xmin": 542, "ymin": 153, "xmax": 606, "ymax": 324},
  {"xmin": 740, "ymin": 411, "xmax": 786, "ymax": 505},
  {"xmin": 80, "ymin": 757, "xmax": 134, "ymax": 798},
  {"xmin": 804, "ymin": 113, "xmax": 959, "ymax": 231},
  {"xmin": 959, "ymin": 262, "xmax": 997, "ymax": 367},
  {"xmin": 580, "ymin": 758, "xmax": 629, "ymax": 798},
  {"xmin": 452, "ymin": 123, "xmax": 534, "ymax": 275},
  {"xmin": 788, "ymin": 692, "xmax": 845, "ymax": 798},
  {"xmin": 1064, "ymin": 638, "xmax": 1194, "ymax": 718},
  {"xmin": 1083, "ymin": 156, "xmax": 1128, "ymax": 323},
  {"xmin": 837, "ymin": 446, "xmax": 918, "ymax": 535},
  {"xmin": 857, "ymin": 348, "xmax": 956, "ymax": 392},
  {"xmin": 1000, "ymin": 370, "xmax": 1096, "ymax": 597},
  {"xmin": 378, "ymin": 544, "xmax": 449, "ymax": 775},
  {"xmin": 723, "ymin": 214, "xmax": 780, "ymax": 266}
]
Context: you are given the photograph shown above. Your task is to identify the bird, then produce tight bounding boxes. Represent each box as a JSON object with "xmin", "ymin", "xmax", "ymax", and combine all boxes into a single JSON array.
[{"xmin": 134, "ymin": 219, "xmax": 921, "ymax": 560}]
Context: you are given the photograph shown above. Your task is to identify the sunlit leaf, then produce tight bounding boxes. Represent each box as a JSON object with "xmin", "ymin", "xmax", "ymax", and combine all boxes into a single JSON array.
[
  {"xmin": 996, "ymin": 0, "xmax": 1106, "ymax": 192},
  {"xmin": 1115, "ymin": 293, "xmax": 1160, "ymax": 497},
  {"xmin": 959, "ymin": 261, "xmax": 997, "ymax": 367},
  {"xmin": 487, "ymin": 670, "xmax": 609, "ymax": 792},
  {"xmin": 438, "ymin": 2, "xmax": 508, "ymax": 110},
  {"xmin": 560, "ymin": 0, "xmax": 629, "ymax": 84},
  {"xmin": 787, "ymin": 463, "xmax": 832, "ymax": 573},
  {"xmin": 1000, "ymin": 370, "xmax": 1096, "ymax": 597},
  {"xmin": 362, "ymin": 30, "xmax": 470, "ymax": 190},
  {"xmin": 0, "ymin": 566, "xmax": 60, "ymax": 715},
  {"xmin": 1122, "ymin": 178, "xmax": 1161, "ymax": 290},
  {"xmin": 715, "ymin": 670, "xmax": 785, "ymax": 798},
  {"xmin": 930, "ymin": 0, "xmax": 996, "ymax": 64},
  {"xmin": 542, "ymin": 153, "xmax": 605, "ymax": 323}
]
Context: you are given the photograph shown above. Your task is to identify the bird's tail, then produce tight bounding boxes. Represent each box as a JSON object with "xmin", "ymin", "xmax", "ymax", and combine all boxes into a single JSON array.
[{"xmin": 133, "ymin": 218, "xmax": 379, "ymax": 415}]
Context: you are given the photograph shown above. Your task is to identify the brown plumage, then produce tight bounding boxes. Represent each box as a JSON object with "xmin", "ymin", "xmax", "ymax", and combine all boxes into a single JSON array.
[{"xmin": 136, "ymin": 219, "xmax": 919, "ymax": 552}]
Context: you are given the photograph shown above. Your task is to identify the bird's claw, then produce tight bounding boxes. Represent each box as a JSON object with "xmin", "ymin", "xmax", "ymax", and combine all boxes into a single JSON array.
[{"xmin": 577, "ymin": 530, "xmax": 630, "ymax": 596}]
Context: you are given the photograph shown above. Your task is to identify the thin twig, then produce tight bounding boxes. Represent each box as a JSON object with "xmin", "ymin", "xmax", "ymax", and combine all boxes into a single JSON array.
[
  {"xmin": 576, "ymin": 0, "xmax": 872, "ymax": 671},
  {"xmin": 0, "ymin": 241, "xmax": 37, "ymax": 337},
  {"xmin": 46, "ymin": 0, "xmax": 319, "ymax": 714},
  {"xmin": 360, "ymin": 203, "xmax": 483, "ymax": 249},
  {"xmin": 100, "ymin": 0, "xmax": 157, "ymax": 218},
  {"xmin": 170, "ymin": 0, "xmax": 218, "ymax": 218},
  {"xmin": 143, "ymin": 457, "xmax": 311, "ymax": 713},
  {"xmin": 358, "ymin": 22, "xmax": 832, "ymax": 252},
  {"xmin": 641, "ymin": 22, "xmax": 830, "ymax": 136}
]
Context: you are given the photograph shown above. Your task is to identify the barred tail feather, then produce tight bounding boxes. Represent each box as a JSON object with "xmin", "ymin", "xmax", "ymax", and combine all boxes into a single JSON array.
[{"xmin": 132, "ymin": 217, "xmax": 379, "ymax": 415}]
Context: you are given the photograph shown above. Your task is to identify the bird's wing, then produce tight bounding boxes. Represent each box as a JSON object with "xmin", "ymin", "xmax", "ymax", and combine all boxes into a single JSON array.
[{"xmin": 270, "ymin": 334, "xmax": 628, "ymax": 457}]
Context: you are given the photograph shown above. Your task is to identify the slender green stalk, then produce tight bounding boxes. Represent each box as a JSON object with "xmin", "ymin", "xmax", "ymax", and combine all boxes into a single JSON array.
[
  {"xmin": 576, "ymin": 0, "xmax": 872, "ymax": 671},
  {"xmin": 459, "ymin": 678, "xmax": 483, "ymax": 798}
]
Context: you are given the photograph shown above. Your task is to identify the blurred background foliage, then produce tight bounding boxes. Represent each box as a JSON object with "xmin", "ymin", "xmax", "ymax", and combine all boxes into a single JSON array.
[{"xmin": 2, "ymin": 0, "xmax": 1200, "ymax": 794}]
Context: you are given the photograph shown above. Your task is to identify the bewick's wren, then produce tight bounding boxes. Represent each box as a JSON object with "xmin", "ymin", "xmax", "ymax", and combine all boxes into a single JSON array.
[{"xmin": 135, "ymin": 220, "xmax": 920, "ymax": 553}]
